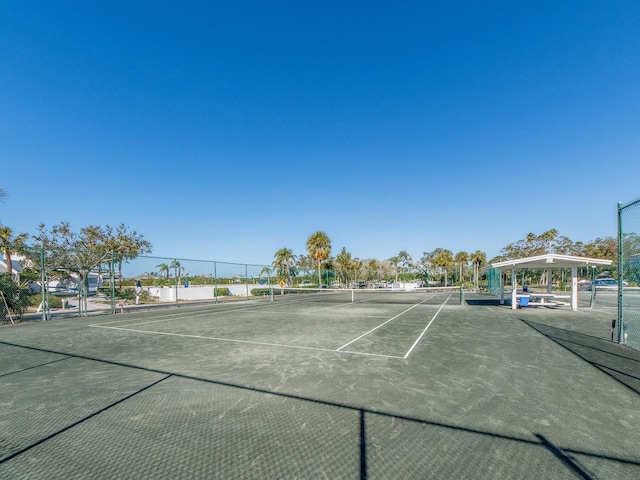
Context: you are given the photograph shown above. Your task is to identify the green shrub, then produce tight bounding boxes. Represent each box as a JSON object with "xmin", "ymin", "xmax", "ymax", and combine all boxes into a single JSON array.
[
  {"xmin": 0, "ymin": 273, "xmax": 31, "ymax": 320},
  {"xmin": 46, "ymin": 295, "xmax": 64, "ymax": 309},
  {"xmin": 250, "ymin": 288, "xmax": 272, "ymax": 297}
]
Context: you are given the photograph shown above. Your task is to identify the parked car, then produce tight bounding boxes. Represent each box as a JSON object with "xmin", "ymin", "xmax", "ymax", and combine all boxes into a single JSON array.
[
  {"xmin": 578, "ymin": 280, "xmax": 592, "ymax": 291},
  {"xmin": 591, "ymin": 278, "xmax": 619, "ymax": 291}
]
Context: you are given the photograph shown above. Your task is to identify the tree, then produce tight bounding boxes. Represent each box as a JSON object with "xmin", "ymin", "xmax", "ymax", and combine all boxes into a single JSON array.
[
  {"xmin": 470, "ymin": 250, "xmax": 487, "ymax": 291},
  {"xmin": 584, "ymin": 237, "xmax": 618, "ymax": 260},
  {"xmin": 432, "ymin": 249, "xmax": 454, "ymax": 286},
  {"xmin": 454, "ymin": 251, "xmax": 469, "ymax": 285},
  {"xmin": 259, "ymin": 265, "xmax": 272, "ymax": 282},
  {"xmin": 156, "ymin": 263, "xmax": 170, "ymax": 280},
  {"xmin": 349, "ymin": 257, "xmax": 363, "ymax": 285},
  {"xmin": 33, "ymin": 223, "xmax": 113, "ymax": 314},
  {"xmin": 32, "ymin": 222, "xmax": 151, "ymax": 314},
  {"xmin": 335, "ymin": 247, "xmax": 354, "ymax": 285},
  {"xmin": 170, "ymin": 259, "xmax": 183, "ymax": 285},
  {"xmin": 389, "ymin": 250, "xmax": 412, "ymax": 283},
  {"xmin": 0, "ymin": 226, "xmax": 28, "ymax": 278},
  {"xmin": 306, "ymin": 231, "xmax": 331, "ymax": 287},
  {"xmin": 500, "ymin": 229, "xmax": 579, "ymax": 260},
  {"xmin": 332, "ymin": 248, "xmax": 363, "ymax": 286},
  {"xmin": 103, "ymin": 224, "xmax": 152, "ymax": 285},
  {"xmin": 0, "ymin": 273, "xmax": 30, "ymax": 321},
  {"xmin": 297, "ymin": 254, "xmax": 314, "ymax": 275},
  {"xmin": 273, "ymin": 248, "xmax": 296, "ymax": 285},
  {"xmin": 363, "ymin": 259, "xmax": 382, "ymax": 283}
]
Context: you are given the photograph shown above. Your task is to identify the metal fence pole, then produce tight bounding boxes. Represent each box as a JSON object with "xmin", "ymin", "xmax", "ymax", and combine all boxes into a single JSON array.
[
  {"xmin": 617, "ymin": 202, "xmax": 624, "ymax": 343},
  {"xmin": 40, "ymin": 245, "xmax": 47, "ymax": 321},
  {"xmin": 214, "ymin": 261, "xmax": 218, "ymax": 304},
  {"xmin": 245, "ymin": 264, "xmax": 249, "ymax": 300},
  {"xmin": 589, "ymin": 266, "xmax": 595, "ymax": 309},
  {"xmin": 110, "ymin": 250, "xmax": 116, "ymax": 315},
  {"xmin": 172, "ymin": 260, "xmax": 177, "ymax": 307}
]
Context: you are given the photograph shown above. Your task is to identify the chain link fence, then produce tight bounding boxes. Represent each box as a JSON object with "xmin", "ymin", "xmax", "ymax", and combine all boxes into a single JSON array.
[
  {"xmin": 286, "ymin": 265, "xmax": 478, "ymax": 290},
  {"xmin": 618, "ymin": 197, "xmax": 640, "ymax": 350},
  {"xmin": 2, "ymin": 244, "xmax": 495, "ymax": 323},
  {"xmin": 0, "ymin": 246, "xmax": 272, "ymax": 321},
  {"xmin": 2, "ymin": 246, "xmax": 485, "ymax": 321}
]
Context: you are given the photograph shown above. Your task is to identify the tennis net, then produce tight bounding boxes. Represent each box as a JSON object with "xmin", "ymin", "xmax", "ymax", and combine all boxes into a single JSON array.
[{"xmin": 258, "ymin": 286, "xmax": 464, "ymax": 306}]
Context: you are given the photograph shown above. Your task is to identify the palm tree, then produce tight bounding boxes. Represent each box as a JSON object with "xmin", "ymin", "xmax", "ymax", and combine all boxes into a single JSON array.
[
  {"xmin": 0, "ymin": 226, "xmax": 28, "ymax": 279},
  {"xmin": 169, "ymin": 259, "xmax": 183, "ymax": 285},
  {"xmin": 433, "ymin": 249, "xmax": 454, "ymax": 286},
  {"xmin": 335, "ymin": 247, "xmax": 353, "ymax": 285},
  {"xmin": 259, "ymin": 266, "xmax": 272, "ymax": 284},
  {"xmin": 156, "ymin": 263, "xmax": 170, "ymax": 280},
  {"xmin": 297, "ymin": 254, "xmax": 313, "ymax": 275},
  {"xmin": 470, "ymin": 250, "xmax": 487, "ymax": 291},
  {"xmin": 306, "ymin": 231, "xmax": 331, "ymax": 288},
  {"xmin": 454, "ymin": 251, "xmax": 469, "ymax": 285},
  {"xmin": 273, "ymin": 248, "xmax": 296, "ymax": 285}
]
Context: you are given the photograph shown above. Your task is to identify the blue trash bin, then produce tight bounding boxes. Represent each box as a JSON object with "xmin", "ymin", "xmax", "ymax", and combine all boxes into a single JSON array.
[{"xmin": 519, "ymin": 296, "xmax": 529, "ymax": 307}]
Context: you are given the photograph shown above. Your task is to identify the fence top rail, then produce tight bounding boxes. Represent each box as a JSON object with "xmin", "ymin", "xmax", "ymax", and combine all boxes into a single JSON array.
[{"xmin": 619, "ymin": 197, "xmax": 640, "ymax": 210}]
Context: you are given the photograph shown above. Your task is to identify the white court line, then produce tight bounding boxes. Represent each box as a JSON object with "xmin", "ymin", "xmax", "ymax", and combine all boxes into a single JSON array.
[
  {"xmin": 91, "ymin": 292, "xmax": 403, "ymax": 329},
  {"xmin": 402, "ymin": 295, "xmax": 450, "ymax": 359},
  {"xmin": 90, "ymin": 292, "xmax": 452, "ymax": 359},
  {"xmin": 91, "ymin": 305, "xmax": 390, "ymax": 330},
  {"xmin": 91, "ymin": 309, "xmax": 230, "ymax": 329},
  {"xmin": 336, "ymin": 297, "xmax": 434, "ymax": 351},
  {"xmin": 305, "ymin": 301, "xmax": 357, "ymax": 314},
  {"xmin": 89, "ymin": 300, "xmax": 290, "ymax": 328},
  {"xmin": 88, "ymin": 324, "xmax": 402, "ymax": 358},
  {"xmin": 302, "ymin": 295, "xmax": 395, "ymax": 314}
]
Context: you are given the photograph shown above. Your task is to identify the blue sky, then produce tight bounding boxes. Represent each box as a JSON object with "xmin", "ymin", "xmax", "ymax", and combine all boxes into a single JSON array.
[{"xmin": 1, "ymin": 1, "xmax": 639, "ymax": 265}]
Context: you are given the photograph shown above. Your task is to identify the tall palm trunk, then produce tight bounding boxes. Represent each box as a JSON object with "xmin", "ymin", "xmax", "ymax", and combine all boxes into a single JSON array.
[{"xmin": 3, "ymin": 250, "xmax": 12, "ymax": 276}]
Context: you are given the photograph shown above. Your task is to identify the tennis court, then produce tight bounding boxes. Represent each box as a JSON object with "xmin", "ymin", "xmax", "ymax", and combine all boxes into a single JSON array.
[{"xmin": 2, "ymin": 289, "xmax": 640, "ymax": 479}]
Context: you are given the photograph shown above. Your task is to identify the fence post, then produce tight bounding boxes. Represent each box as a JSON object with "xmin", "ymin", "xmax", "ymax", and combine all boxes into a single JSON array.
[
  {"xmin": 110, "ymin": 250, "xmax": 116, "ymax": 315},
  {"xmin": 40, "ymin": 244, "xmax": 47, "ymax": 321},
  {"xmin": 245, "ymin": 264, "xmax": 249, "ymax": 300},
  {"xmin": 617, "ymin": 202, "xmax": 623, "ymax": 343},
  {"xmin": 214, "ymin": 261, "xmax": 218, "ymax": 304}
]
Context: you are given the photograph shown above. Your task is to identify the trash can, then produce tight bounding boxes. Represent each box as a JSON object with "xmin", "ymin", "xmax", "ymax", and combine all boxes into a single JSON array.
[{"xmin": 519, "ymin": 296, "xmax": 529, "ymax": 307}]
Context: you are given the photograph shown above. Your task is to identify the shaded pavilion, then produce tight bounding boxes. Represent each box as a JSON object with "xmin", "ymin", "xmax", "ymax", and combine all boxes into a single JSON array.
[{"xmin": 482, "ymin": 254, "xmax": 612, "ymax": 310}]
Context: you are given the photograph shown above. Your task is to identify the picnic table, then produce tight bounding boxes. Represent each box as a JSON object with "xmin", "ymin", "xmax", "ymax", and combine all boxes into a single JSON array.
[{"xmin": 516, "ymin": 291, "xmax": 571, "ymax": 307}]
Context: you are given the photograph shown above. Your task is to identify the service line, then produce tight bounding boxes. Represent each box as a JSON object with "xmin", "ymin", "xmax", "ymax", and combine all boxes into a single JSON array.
[
  {"xmin": 335, "ymin": 297, "xmax": 434, "ymax": 352},
  {"xmin": 402, "ymin": 295, "xmax": 451, "ymax": 359}
]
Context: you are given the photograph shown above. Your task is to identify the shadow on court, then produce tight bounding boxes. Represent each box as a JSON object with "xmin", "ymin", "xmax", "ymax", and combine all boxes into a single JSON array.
[
  {"xmin": 464, "ymin": 298, "xmax": 501, "ymax": 306},
  {"xmin": 521, "ymin": 320, "xmax": 640, "ymax": 396},
  {"xmin": 3, "ymin": 294, "xmax": 640, "ymax": 479},
  {"xmin": 2, "ymin": 336, "xmax": 640, "ymax": 479}
]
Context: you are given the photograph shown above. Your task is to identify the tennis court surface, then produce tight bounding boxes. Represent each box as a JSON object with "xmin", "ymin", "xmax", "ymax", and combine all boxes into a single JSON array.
[{"xmin": 2, "ymin": 289, "xmax": 640, "ymax": 479}]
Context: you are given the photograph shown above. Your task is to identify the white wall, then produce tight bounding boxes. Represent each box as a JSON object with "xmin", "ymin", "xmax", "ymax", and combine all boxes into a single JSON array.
[{"xmin": 146, "ymin": 284, "xmax": 268, "ymax": 302}]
